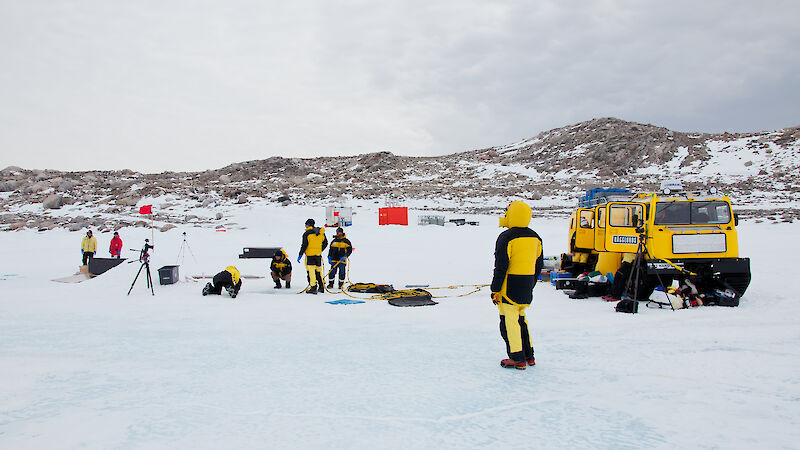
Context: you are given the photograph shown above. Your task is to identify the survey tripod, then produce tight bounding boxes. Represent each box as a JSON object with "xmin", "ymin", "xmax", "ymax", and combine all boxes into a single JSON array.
[
  {"xmin": 128, "ymin": 240, "xmax": 155, "ymax": 296},
  {"xmin": 176, "ymin": 231, "xmax": 198, "ymax": 266},
  {"xmin": 623, "ymin": 227, "xmax": 674, "ymax": 310}
]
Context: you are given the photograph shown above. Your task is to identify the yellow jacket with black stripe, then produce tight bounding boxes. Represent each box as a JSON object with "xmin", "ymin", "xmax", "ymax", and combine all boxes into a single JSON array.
[
  {"xmin": 328, "ymin": 234, "xmax": 352, "ymax": 261},
  {"xmin": 270, "ymin": 250, "xmax": 292, "ymax": 277},
  {"xmin": 491, "ymin": 201, "xmax": 544, "ymax": 305},
  {"xmin": 299, "ymin": 226, "xmax": 328, "ymax": 257},
  {"xmin": 225, "ymin": 266, "xmax": 241, "ymax": 285}
]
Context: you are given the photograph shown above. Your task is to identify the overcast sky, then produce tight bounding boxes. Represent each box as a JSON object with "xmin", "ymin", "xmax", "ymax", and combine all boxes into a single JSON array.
[{"xmin": 0, "ymin": 0, "xmax": 798, "ymax": 173}]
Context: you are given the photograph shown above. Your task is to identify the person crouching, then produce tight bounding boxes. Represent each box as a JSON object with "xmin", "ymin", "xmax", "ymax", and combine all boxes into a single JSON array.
[
  {"xmin": 270, "ymin": 250, "xmax": 292, "ymax": 289},
  {"xmin": 202, "ymin": 266, "xmax": 242, "ymax": 298}
]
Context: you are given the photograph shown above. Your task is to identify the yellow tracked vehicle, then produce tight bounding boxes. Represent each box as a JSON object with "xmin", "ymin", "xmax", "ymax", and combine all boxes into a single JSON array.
[{"xmin": 565, "ymin": 186, "xmax": 751, "ymax": 300}]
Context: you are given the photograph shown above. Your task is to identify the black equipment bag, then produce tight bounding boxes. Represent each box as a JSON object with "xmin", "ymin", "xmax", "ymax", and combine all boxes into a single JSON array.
[
  {"xmin": 348, "ymin": 283, "xmax": 395, "ymax": 293},
  {"xmin": 615, "ymin": 299, "xmax": 638, "ymax": 314},
  {"xmin": 386, "ymin": 289, "xmax": 437, "ymax": 307}
]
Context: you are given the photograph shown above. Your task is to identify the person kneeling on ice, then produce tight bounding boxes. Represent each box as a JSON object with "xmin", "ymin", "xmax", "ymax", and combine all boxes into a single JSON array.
[
  {"xmin": 270, "ymin": 249, "xmax": 292, "ymax": 289},
  {"xmin": 491, "ymin": 201, "xmax": 543, "ymax": 370},
  {"xmin": 202, "ymin": 266, "xmax": 242, "ymax": 298},
  {"xmin": 327, "ymin": 227, "xmax": 352, "ymax": 290},
  {"xmin": 297, "ymin": 218, "xmax": 327, "ymax": 294}
]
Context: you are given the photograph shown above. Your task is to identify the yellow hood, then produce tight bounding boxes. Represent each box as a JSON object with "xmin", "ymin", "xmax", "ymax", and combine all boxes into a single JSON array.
[{"xmin": 498, "ymin": 201, "xmax": 532, "ymax": 228}]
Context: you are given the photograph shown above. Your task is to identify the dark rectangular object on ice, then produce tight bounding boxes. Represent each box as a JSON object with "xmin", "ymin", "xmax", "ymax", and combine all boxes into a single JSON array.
[
  {"xmin": 555, "ymin": 278, "xmax": 585, "ymax": 290},
  {"xmin": 239, "ymin": 247, "xmax": 282, "ymax": 259},
  {"xmin": 158, "ymin": 265, "xmax": 180, "ymax": 285},
  {"xmin": 88, "ymin": 258, "xmax": 126, "ymax": 276}
]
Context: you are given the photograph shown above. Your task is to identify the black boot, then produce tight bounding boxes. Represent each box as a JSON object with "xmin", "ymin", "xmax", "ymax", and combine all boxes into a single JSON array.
[
  {"xmin": 306, "ymin": 285, "xmax": 317, "ymax": 295},
  {"xmin": 225, "ymin": 285, "xmax": 237, "ymax": 299},
  {"xmin": 274, "ymin": 281, "xmax": 282, "ymax": 289},
  {"xmin": 327, "ymin": 279, "xmax": 334, "ymax": 289},
  {"xmin": 202, "ymin": 282, "xmax": 211, "ymax": 296},
  {"xmin": 285, "ymin": 280, "xmax": 290, "ymax": 289},
  {"xmin": 338, "ymin": 279, "xmax": 345, "ymax": 289},
  {"xmin": 316, "ymin": 273, "xmax": 325, "ymax": 293}
]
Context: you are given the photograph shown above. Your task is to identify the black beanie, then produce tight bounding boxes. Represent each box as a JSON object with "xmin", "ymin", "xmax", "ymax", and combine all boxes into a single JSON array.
[{"xmin": 305, "ymin": 218, "xmax": 315, "ymax": 227}]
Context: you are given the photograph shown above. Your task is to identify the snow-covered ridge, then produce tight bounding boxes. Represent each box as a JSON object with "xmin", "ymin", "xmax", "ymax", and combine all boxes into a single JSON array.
[{"xmin": 1, "ymin": 117, "xmax": 798, "ymax": 231}]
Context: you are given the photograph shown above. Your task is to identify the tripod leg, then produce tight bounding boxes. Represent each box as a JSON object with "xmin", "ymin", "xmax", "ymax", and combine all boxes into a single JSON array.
[
  {"xmin": 146, "ymin": 263, "xmax": 154, "ymax": 295},
  {"xmin": 128, "ymin": 263, "xmax": 145, "ymax": 295}
]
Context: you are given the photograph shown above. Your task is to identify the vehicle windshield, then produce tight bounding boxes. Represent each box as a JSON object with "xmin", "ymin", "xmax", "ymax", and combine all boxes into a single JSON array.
[{"xmin": 654, "ymin": 201, "xmax": 731, "ymax": 225}]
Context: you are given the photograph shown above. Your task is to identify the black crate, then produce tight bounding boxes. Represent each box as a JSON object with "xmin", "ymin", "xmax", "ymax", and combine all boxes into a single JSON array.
[
  {"xmin": 158, "ymin": 265, "xmax": 180, "ymax": 285},
  {"xmin": 88, "ymin": 257, "xmax": 126, "ymax": 276},
  {"xmin": 239, "ymin": 247, "xmax": 282, "ymax": 259}
]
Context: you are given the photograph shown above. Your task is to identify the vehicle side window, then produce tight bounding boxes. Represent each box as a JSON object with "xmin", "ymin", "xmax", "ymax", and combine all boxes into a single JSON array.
[
  {"xmin": 609, "ymin": 204, "xmax": 643, "ymax": 227},
  {"xmin": 579, "ymin": 210, "xmax": 594, "ymax": 228}
]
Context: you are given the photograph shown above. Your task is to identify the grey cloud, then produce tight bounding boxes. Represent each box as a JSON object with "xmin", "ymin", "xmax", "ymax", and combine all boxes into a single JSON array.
[{"xmin": 0, "ymin": 0, "xmax": 797, "ymax": 171}]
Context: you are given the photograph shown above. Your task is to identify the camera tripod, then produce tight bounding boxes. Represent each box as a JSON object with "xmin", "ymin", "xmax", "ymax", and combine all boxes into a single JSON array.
[
  {"xmin": 623, "ymin": 231, "xmax": 674, "ymax": 310},
  {"xmin": 176, "ymin": 231, "xmax": 197, "ymax": 266},
  {"xmin": 623, "ymin": 233, "xmax": 648, "ymax": 302},
  {"xmin": 128, "ymin": 241, "xmax": 155, "ymax": 296}
]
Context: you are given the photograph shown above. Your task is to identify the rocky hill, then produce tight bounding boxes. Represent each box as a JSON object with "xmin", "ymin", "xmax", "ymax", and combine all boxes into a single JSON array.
[{"xmin": 1, "ymin": 117, "xmax": 798, "ymax": 232}]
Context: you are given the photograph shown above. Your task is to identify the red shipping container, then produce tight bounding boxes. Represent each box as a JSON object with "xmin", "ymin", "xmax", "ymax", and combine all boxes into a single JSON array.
[{"xmin": 379, "ymin": 207, "xmax": 408, "ymax": 225}]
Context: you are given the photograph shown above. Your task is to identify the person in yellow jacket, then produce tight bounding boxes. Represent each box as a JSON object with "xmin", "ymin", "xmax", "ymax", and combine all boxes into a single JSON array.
[
  {"xmin": 202, "ymin": 266, "xmax": 242, "ymax": 298},
  {"xmin": 298, "ymin": 218, "xmax": 328, "ymax": 294},
  {"xmin": 491, "ymin": 201, "xmax": 544, "ymax": 370},
  {"xmin": 80, "ymin": 230, "xmax": 98, "ymax": 265}
]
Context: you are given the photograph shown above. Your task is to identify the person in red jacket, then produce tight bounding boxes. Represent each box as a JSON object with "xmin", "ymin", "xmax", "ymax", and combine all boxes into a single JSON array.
[{"xmin": 109, "ymin": 232, "xmax": 123, "ymax": 258}]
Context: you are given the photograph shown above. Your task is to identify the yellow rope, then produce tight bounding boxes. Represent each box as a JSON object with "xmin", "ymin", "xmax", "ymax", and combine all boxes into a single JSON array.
[
  {"xmin": 297, "ymin": 255, "xmax": 491, "ymax": 300},
  {"xmin": 655, "ymin": 257, "xmax": 698, "ymax": 276}
]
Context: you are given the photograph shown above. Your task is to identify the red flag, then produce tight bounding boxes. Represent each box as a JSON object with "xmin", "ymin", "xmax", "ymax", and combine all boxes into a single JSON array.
[{"xmin": 139, "ymin": 205, "xmax": 152, "ymax": 215}]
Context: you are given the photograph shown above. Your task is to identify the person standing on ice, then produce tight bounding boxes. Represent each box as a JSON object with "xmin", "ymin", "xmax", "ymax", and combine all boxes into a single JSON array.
[
  {"xmin": 491, "ymin": 201, "xmax": 543, "ymax": 370},
  {"xmin": 298, "ymin": 218, "xmax": 328, "ymax": 294},
  {"xmin": 109, "ymin": 232, "xmax": 123, "ymax": 258},
  {"xmin": 80, "ymin": 230, "xmax": 98, "ymax": 265},
  {"xmin": 326, "ymin": 227, "xmax": 352, "ymax": 290}
]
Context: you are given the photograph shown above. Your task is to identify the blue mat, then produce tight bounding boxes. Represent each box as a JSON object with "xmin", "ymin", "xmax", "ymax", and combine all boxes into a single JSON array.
[{"xmin": 326, "ymin": 299, "xmax": 366, "ymax": 305}]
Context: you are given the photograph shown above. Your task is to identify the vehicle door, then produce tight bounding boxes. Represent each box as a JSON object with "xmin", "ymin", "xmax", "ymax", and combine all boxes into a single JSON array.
[
  {"xmin": 604, "ymin": 202, "xmax": 645, "ymax": 253},
  {"xmin": 594, "ymin": 205, "xmax": 607, "ymax": 252},
  {"xmin": 574, "ymin": 208, "xmax": 595, "ymax": 251}
]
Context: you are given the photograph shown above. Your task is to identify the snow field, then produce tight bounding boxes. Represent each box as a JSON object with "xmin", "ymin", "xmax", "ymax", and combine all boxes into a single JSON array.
[{"xmin": 0, "ymin": 206, "xmax": 798, "ymax": 449}]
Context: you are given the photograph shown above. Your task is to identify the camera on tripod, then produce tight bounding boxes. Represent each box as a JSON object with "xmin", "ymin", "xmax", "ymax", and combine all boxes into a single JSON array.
[
  {"xmin": 128, "ymin": 239, "xmax": 155, "ymax": 296},
  {"xmin": 138, "ymin": 239, "xmax": 154, "ymax": 262}
]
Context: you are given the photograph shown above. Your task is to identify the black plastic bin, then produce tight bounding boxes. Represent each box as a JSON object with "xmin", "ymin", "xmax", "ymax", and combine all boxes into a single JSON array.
[{"xmin": 158, "ymin": 265, "xmax": 180, "ymax": 285}]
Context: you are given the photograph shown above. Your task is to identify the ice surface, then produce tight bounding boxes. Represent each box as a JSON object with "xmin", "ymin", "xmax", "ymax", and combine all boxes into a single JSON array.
[{"xmin": 0, "ymin": 206, "xmax": 798, "ymax": 448}]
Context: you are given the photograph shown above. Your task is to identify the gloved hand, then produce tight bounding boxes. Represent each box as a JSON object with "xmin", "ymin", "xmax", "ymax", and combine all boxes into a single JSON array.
[
  {"xmin": 328, "ymin": 256, "xmax": 332, "ymax": 265},
  {"xmin": 340, "ymin": 257, "xmax": 347, "ymax": 262},
  {"xmin": 491, "ymin": 292, "xmax": 502, "ymax": 305},
  {"xmin": 297, "ymin": 255, "xmax": 302, "ymax": 263}
]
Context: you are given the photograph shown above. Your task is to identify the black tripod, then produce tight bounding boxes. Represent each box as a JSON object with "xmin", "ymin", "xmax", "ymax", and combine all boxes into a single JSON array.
[
  {"xmin": 176, "ymin": 231, "xmax": 197, "ymax": 266},
  {"xmin": 128, "ymin": 241, "xmax": 155, "ymax": 296},
  {"xmin": 623, "ymin": 232, "xmax": 648, "ymax": 302},
  {"xmin": 623, "ymin": 230, "xmax": 674, "ymax": 310}
]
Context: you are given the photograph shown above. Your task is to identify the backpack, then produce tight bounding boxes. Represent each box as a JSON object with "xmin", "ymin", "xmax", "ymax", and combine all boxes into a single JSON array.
[{"xmin": 615, "ymin": 299, "xmax": 638, "ymax": 314}]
